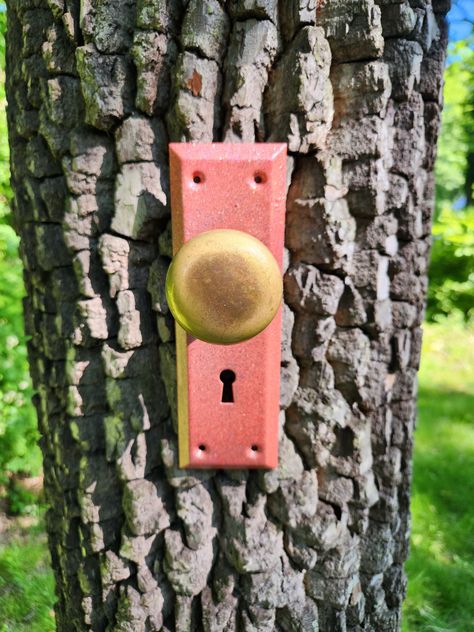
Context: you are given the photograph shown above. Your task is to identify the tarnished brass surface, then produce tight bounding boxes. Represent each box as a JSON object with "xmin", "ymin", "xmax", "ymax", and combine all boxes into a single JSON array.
[{"xmin": 166, "ymin": 229, "xmax": 282, "ymax": 345}]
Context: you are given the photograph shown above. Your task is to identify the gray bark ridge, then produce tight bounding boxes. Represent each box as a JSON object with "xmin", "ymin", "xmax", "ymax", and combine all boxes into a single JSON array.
[{"xmin": 5, "ymin": 0, "xmax": 450, "ymax": 630}]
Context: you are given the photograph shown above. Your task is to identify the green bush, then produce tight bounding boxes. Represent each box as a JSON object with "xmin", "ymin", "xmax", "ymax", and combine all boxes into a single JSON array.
[
  {"xmin": 427, "ymin": 206, "xmax": 474, "ymax": 322},
  {"xmin": 428, "ymin": 39, "xmax": 474, "ymax": 324},
  {"xmin": 0, "ymin": 222, "xmax": 40, "ymax": 478},
  {"xmin": 434, "ymin": 41, "xmax": 473, "ymax": 214},
  {"xmin": 0, "ymin": 9, "xmax": 41, "ymax": 483}
]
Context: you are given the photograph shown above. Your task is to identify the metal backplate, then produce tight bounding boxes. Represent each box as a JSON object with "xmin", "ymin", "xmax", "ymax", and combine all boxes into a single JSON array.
[{"xmin": 169, "ymin": 143, "xmax": 287, "ymax": 469}]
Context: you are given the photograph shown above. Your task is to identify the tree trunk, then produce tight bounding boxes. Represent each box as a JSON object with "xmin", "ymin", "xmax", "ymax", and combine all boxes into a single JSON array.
[
  {"xmin": 5, "ymin": 1, "xmax": 449, "ymax": 630},
  {"xmin": 465, "ymin": 150, "xmax": 474, "ymax": 207}
]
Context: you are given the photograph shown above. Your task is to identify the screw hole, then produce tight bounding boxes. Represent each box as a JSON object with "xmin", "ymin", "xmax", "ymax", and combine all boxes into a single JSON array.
[
  {"xmin": 199, "ymin": 444, "xmax": 206, "ymax": 451},
  {"xmin": 254, "ymin": 172, "xmax": 266, "ymax": 184},
  {"xmin": 251, "ymin": 444, "xmax": 258, "ymax": 452},
  {"xmin": 193, "ymin": 172, "xmax": 204, "ymax": 184}
]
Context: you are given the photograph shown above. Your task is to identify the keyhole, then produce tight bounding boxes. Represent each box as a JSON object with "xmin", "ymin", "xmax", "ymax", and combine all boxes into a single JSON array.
[{"xmin": 220, "ymin": 370, "xmax": 236, "ymax": 403}]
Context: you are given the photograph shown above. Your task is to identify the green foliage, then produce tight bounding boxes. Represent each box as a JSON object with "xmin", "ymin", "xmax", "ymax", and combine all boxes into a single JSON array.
[
  {"xmin": 6, "ymin": 480, "xmax": 44, "ymax": 517},
  {"xmin": 0, "ymin": 8, "xmax": 41, "ymax": 481},
  {"xmin": 427, "ymin": 206, "xmax": 474, "ymax": 321},
  {"xmin": 428, "ymin": 40, "xmax": 474, "ymax": 323},
  {"xmin": 435, "ymin": 41, "xmax": 474, "ymax": 213},
  {"xmin": 403, "ymin": 321, "xmax": 474, "ymax": 631},
  {"xmin": 0, "ymin": 222, "xmax": 40, "ymax": 476}
]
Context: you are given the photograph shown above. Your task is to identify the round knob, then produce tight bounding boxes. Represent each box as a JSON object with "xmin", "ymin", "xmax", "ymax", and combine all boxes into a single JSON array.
[{"xmin": 166, "ymin": 229, "xmax": 282, "ymax": 345}]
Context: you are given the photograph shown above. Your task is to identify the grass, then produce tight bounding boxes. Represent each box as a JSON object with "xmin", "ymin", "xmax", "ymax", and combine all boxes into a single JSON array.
[
  {"xmin": 0, "ymin": 515, "xmax": 55, "ymax": 631},
  {"xmin": 0, "ymin": 320, "xmax": 472, "ymax": 630},
  {"xmin": 403, "ymin": 320, "xmax": 474, "ymax": 631}
]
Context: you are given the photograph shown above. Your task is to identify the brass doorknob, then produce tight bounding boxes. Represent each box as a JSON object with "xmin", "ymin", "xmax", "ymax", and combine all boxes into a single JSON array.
[{"xmin": 166, "ymin": 229, "xmax": 282, "ymax": 345}]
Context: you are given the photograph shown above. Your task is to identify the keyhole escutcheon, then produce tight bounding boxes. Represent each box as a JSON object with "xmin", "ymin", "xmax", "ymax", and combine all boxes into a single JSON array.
[{"xmin": 220, "ymin": 370, "xmax": 236, "ymax": 403}]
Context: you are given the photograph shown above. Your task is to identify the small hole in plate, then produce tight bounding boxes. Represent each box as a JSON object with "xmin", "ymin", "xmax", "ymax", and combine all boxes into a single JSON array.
[
  {"xmin": 254, "ymin": 172, "xmax": 266, "ymax": 184},
  {"xmin": 198, "ymin": 444, "xmax": 206, "ymax": 452},
  {"xmin": 193, "ymin": 172, "xmax": 204, "ymax": 184},
  {"xmin": 251, "ymin": 444, "xmax": 259, "ymax": 452}
]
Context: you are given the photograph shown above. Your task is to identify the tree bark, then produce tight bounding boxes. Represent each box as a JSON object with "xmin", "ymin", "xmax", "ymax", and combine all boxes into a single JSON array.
[{"xmin": 5, "ymin": 1, "xmax": 449, "ymax": 630}]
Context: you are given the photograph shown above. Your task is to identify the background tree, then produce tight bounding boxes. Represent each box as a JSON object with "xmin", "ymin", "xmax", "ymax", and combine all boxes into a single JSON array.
[
  {"xmin": 5, "ymin": 1, "xmax": 450, "ymax": 631},
  {"xmin": 462, "ymin": 50, "xmax": 474, "ymax": 206},
  {"xmin": 446, "ymin": 0, "xmax": 474, "ymax": 207},
  {"xmin": 427, "ymin": 31, "xmax": 474, "ymax": 322}
]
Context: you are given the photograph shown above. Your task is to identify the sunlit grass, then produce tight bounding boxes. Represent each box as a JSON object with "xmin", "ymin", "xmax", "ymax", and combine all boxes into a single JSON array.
[
  {"xmin": 403, "ymin": 320, "xmax": 474, "ymax": 632},
  {"xmin": 0, "ymin": 518, "xmax": 55, "ymax": 631}
]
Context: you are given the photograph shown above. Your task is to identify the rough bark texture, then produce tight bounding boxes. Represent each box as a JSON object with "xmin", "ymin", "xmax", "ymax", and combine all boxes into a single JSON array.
[{"xmin": 5, "ymin": 1, "xmax": 449, "ymax": 630}]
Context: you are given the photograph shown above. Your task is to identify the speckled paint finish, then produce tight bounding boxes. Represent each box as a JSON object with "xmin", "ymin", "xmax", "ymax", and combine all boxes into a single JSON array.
[{"xmin": 169, "ymin": 143, "xmax": 287, "ymax": 468}]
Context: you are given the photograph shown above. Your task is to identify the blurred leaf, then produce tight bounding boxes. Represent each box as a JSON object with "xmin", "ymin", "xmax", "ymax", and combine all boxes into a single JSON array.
[{"xmin": 427, "ymin": 206, "xmax": 474, "ymax": 322}]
